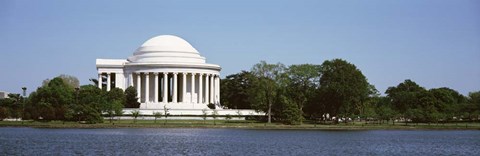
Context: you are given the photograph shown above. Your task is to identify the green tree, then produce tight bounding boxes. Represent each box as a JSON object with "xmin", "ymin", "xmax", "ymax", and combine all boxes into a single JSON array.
[
  {"xmin": 29, "ymin": 77, "xmax": 75, "ymax": 121},
  {"xmin": 64, "ymin": 108, "xmax": 75, "ymax": 124},
  {"xmin": 42, "ymin": 74, "xmax": 80, "ymax": 88},
  {"xmin": 386, "ymin": 79, "xmax": 426, "ymax": 120},
  {"xmin": 285, "ymin": 64, "xmax": 321, "ymax": 117},
  {"xmin": 405, "ymin": 108, "xmax": 421, "ymax": 125},
  {"xmin": 74, "ymin": 85, "xmax": 105, "ymax": 123},
  {"xmin": 469, "ymin": 91, "xmax": 480, "ymax": 105},
  {"xmin": 76, "ymin": 104, "xmax": 104, "ymax": 124},
  {"xmin": 0, "ymin": 97, "xmax": 16, "ymax": 119},
  {"xmin": 317, "ymin": 59, "xmax": 371, "ymax": 120},
  {"xmin": 153, "ymin": 111, "xmax": 163, "ymax": 123},
  {"xmin": 220, "ymin": 71, "xmax": 256, "ymax": 109},
  {"xmin": 106, "ymin": 100, "xmax": 123, "ymax": 123},
  {"xmin": 373, "ymin": 97, "xmax": 396, "ymax": 124},
  {"xmin": 417, "ymin": 92, "xmax": 440, "ymax": 123},
  {"xmin": 362, "ymin": 105, "xmax": 377, "ymax": 123},
  {"xmin": 115, "ymin": 108, "xmax": 124, "ymax": 123},
  {"xmin": 274, "ymin": 92, "xmax": 303, "ymax": 125},
  {"xmin": 465, "ymin": 91, "xmax": 480, "ymax": 120},
  {"xmin": 106, "ymin": 88, "xmax": 126, "ymax": 105},
  {"xmin": 386, "ymin": 80, "xmax": 450, "ymax": 123},
  {"xmin": 131, "ymin": 110, "xmax": 140, "ymax": 123},
  {"xmin": 0, "ymin": 106, "xmax": 9, "ymax": 120},
  {"xmin": 103, "ymin": 88, "xmax": 125, "ymax": 123},
  {"xmin": 124, "ymin": 86, "xmax": 140, "ymax": 108},
  {"xmin": 429, "ymin": 87, "xmax": 466, "ymax": 121},
  {"xmin": 250, "ymin": 60, "xmax": 285, "ymax": 123}
]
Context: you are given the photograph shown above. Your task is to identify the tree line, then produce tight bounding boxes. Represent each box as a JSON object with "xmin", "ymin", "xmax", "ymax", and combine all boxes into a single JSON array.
[
  {"xmin": 221, "ymin": 59, "xmax": 480, "ymax": 124},
  {"xmin": 0, "ymin": 75, "xmax": 141, "ymax": 123},
  {"xmin": 1, "ymin": 59, "xmax": 479, "ymax": 125}
]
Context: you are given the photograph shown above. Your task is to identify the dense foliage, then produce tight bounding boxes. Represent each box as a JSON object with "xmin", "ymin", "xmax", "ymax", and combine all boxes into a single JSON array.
[
  {"xmin": 220, "ymin": 71, "xmax": 255, "ymax": 109},
  {"xmin": 314, "ymin": 59, "xmax": 373, "ymax": 119},
  {"xmin": 0, "ymin": 75, "xmax": 132, "ymax": 123},
  {"xmin": 221, "ymin": 59, "xmax": 480, "ymax": 124},
  {"xmin": 386, "ymin": 80, "xmax": 479, "ymax": 123},
  {"xmin": 124, "ymin": 86, "xmax": 140, "ymax": 108}
]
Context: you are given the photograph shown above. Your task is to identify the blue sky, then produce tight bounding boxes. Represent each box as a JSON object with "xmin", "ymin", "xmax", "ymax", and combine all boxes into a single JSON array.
[{"xmin": 1, "ymin": 0, "xmax": 479, "ymax": 96}]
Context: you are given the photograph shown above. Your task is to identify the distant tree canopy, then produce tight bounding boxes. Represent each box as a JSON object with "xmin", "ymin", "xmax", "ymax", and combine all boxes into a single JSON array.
[
  {"xmin": 42, "ymin": 74, "xmax": 80, "ymax": 88},
  {"xmin": 315, "ymin": 59, "xmax": 372, "ymax": 118},
  {"xmin": 383, "ymin": 79, "xmax": 480, "ymax": 122},
  {"xmin": 0, "ymin": 75, "xmax": 127, "ymax": 123},
  {"xmin": 29, "ymin": 77, "xmax": 75, "ymax": 120},
  {"xmin": 220, "ymin": 59, "xmax": 479, "ymax": 124},
  {"xmin": 220, "ymin": 59, "xmax": 373, "ymax": 124}
]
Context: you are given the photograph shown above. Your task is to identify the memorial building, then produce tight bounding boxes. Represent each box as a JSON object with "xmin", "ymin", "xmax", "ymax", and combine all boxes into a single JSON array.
[{"xmin": 96, "ymin": 35, "xmax": 221, "ymax": 110}]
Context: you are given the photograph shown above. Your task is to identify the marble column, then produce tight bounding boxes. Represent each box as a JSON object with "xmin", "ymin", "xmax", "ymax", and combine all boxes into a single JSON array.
[
  {"xmin": 136, "ymin": 73, "xmax": 141, "ymax": 103},
  {"xmin": 106, "ymin": 73, "xmax": 111, "ymax": 91},
  {"xmin": 182, "ymin": 73, "xmax": 186, "ymax": 103},
  {"xmin": 98, "ymin": 73, "xmax": 103, "ymax": 89},
  {"xmin": 129, "ymin": 73, "xmax": 133, "ymax": 87},
  {"xmin": 205, "ymin": 74, "xmax": 209, "ymax": 104},
  {"xmin": 210, "ymin": 74, "xmax": 214, "ymax": 104},
  {"xmin": 216, "ymin": 75, "xmax": 220, "ymax": 104},
  {"xmin": 173, "ymin": 73, "xmax": 178, "ymax": 103},
  {"xmin": 154, "ymin": 73, "xmax": 158, "ymax": 103},
  {"xmin": 145, "ymin": 73, "xmax": 149, "ymax": 103},
  {"xmin": 191, "ymin": 73, "xmax": 195, "ymax": 103},
  {"xmin": 163, "ymin": 72, "xmax": 168, "ymax": 103},
  {"xmin": 213, "ymin": 75, "xmax": 217, "ymax": 103},
  {"xmin": 199, "ymin": 73, "xmax": 203, "ymax": 104}
]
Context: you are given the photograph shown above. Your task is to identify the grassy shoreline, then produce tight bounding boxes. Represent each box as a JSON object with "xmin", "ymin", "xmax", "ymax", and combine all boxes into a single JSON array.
[{"xmin": 1, "ymin": 120, "xmax": 479, "ymax": 130}]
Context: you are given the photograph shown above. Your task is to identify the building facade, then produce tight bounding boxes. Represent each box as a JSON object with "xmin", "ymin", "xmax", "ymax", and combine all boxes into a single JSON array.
[{"xmin": 96, "ymin": 35, "xmax": 221, "ymax": 110}]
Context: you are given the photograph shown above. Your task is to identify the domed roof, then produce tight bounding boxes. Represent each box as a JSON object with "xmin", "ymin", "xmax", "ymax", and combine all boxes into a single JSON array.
[
  {"xmin": 128, "ymin": 35, "xmax": 206, "ymax": 63},
  {"xmin": 140, "ymin": 35, "xmax": 198, "ymax": 52}
]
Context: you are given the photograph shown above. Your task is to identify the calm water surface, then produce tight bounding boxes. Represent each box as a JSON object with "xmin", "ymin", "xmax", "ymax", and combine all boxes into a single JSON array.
[{"xmin": 0, "ymin": 127, "xmax": 479, "ymax": 155}]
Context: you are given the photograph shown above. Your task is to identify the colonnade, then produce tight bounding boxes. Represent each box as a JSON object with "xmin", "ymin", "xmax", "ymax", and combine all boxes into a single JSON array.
[
  {"xmin": 98, "ymin": 72, "xmax": 220, "ymax": 105},
  {"xmin": 98, "ymin": 72, "xmax": 115, "ymax": 91}
]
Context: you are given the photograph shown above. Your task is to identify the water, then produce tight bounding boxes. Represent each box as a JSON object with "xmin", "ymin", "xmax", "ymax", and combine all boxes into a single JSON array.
[{"xmin": 0, "ymin": 128, "xmax": 479, "ymax": 155}]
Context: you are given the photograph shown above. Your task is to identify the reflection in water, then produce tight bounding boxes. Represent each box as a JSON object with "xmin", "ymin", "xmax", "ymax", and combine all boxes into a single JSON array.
[{"xmin": 0, "ymin": 128, "xmax": 479, "ymax": 155}]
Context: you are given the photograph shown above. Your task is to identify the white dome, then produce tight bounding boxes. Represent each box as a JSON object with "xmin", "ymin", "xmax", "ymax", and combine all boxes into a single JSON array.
[{"xmin": 128, "ymin": 35, "xmax": 206, "ymax": 63}]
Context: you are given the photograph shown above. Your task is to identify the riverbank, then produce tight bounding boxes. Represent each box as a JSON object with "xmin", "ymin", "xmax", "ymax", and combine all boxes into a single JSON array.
[{"xmin": 1, "ymin": 120, "xmax": 480, "ymax": 130}]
